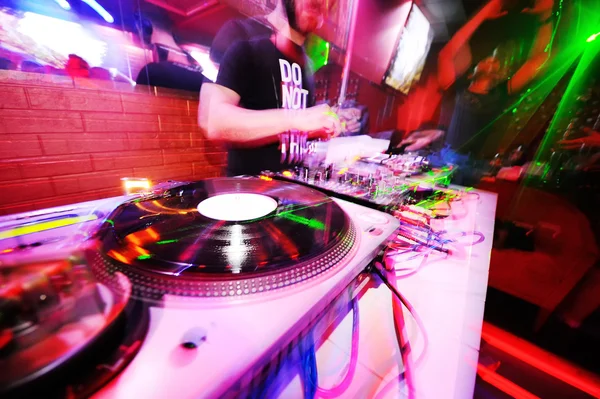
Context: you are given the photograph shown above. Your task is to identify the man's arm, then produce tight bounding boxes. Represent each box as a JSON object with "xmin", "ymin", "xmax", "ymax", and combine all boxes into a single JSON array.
[
  {"xmin": 559, "ymin": 127, "xmax": 600, "ymax": 149},
  {"xmin": 199, "ymin": 84, "xmax": 340, "ymax": 146},
  {"xmin": 508, "ymin": 1, "xmax": 555, "ymax": 94},
  {"xmin": 397, "ymin": 129, "xmax": 445, "ymax": 151},
  {"xmin": 438, "ymin": 0, "xmax": 507, "ymax": 90},
  {"xmin": 199, "ymin": 83, "xmax": 303, "ymax": 146}
]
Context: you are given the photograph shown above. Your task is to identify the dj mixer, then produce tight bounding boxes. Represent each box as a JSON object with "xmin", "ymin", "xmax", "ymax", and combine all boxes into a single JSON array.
[{"xmin": 264, "ymin": 153, "xmax": 455, "ymax": 214}]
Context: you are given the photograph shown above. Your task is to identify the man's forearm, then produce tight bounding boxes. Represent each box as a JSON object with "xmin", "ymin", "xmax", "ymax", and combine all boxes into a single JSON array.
[
  {"xmin": 509, "ymin": 19, "xmax": 553, "ymax": 93},
  {"xmin": 440, "ymin": 0, "xmax": 500, "ymax": 61},
  {"xmin": 202, "ymin": 103, "xmax": 296, "ymax": 146},
  {"xmin": 440, "ymin": 11, "xmax": 488, "ymax": 59},
  {"xmin": 198, "ymin": 83, "xmax": 297, "ymax": 146},
  {"xmin": 438, "ymin": 2, "xmax": 491, "ymax": 88}
]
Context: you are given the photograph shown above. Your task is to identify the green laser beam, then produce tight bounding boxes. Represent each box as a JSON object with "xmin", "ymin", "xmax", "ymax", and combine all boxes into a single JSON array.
[
  {"xmin": 533, "ymin": 35, "xmax": 600, "ymax": 162},
  {"xmin": 306, "ymin": 34, "xmax": 330, "ymax": 72},
  {"xmin": 278, "ymin": 212, "xmax": 325, "ymax": 230},
  {"xmin": 157, "ymin": 239, "xmax": 178, "ymax": 245},
  {"xmin": 516, "ymin": 0, "xmax": 600, "ymax": 215},
  {"xmin": 456, "ymin": 51, "xmax": 579, "ymax": 153}
]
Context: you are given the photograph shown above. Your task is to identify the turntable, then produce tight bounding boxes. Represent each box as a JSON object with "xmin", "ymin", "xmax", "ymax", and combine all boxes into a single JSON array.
[{"xmin": 0, "ymin": 177, "xmax": 399, "ymax": 398}]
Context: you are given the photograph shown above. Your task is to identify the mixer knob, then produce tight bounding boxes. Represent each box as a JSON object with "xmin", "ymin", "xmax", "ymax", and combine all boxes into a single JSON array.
[
  {"xmin": 366, "ymin": 176, "xmax": 375, "ymax": 188},
  {"xmin": 324, "ymin": 164, "xmax": 333, "ymax": 180},
  {"xmin": 302, "ymin": 167, "xmax": 309, "ymax": 180},
  {"xmin": 421, "ymin": 160, "xmax": 431, "ymax": 172},
  {"xmin": 314, "ymin": 171, "xmax": 322, "ymax": 183},
  {"xmin": 369, "ymin": 183, "xmax": 378, "ymax": 197}
]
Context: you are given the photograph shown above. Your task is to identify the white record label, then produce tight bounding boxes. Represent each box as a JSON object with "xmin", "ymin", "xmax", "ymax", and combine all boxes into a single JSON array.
[{"xmin": 197, "ymin": 193, "xmax": 278, "ymax": 221}]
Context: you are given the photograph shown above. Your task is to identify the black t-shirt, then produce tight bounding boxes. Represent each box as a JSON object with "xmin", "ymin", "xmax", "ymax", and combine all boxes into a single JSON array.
[
  {"xmin": 216, "ymin": 38, "xmax": 316, "ymax": 176},
  {"xmin": 444, "ymin": 78, "xmax": 510, "ymax": 159},
  {"xmin": 210, "ymin": 18, "xmax": 274, "ymax": 64},
  {"xmin": 136, "ymin": 62, "xmax": 205, "ymax": 93}
]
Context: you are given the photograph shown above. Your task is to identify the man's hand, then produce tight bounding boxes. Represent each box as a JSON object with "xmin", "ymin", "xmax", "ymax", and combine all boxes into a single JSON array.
[
  {"xmin": 397, "ymin": 129, "xmax": 445, "ymax": 152},
  {"xmin": 294, "ymin": 104, "xmax": 342, "ymax": 140},
  {"xmin": 559, "ymin": 128, "xmax": 600, "ymax": 150},
  {"xmin": 334, "ymin": 107, "xmax": 362, "ymax": 135},
  {"xmin": 483, "ymin": 0, "xmax": 509, "ymax": 20},
  {"xmin": 521, "ymin": 0, "xmax": 554, "ymax": 20}
]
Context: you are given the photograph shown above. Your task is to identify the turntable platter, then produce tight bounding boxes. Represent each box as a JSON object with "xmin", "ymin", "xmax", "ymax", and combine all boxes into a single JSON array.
[{"xmin": 95, "ymin": 178, "xmax": 356, "ymax": 298}]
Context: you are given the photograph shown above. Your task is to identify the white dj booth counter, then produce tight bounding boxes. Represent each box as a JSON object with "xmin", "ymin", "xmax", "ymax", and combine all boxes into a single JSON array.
[{"xmin": 0, "ymin": 178, "xmax": 496, "ymax": 399}]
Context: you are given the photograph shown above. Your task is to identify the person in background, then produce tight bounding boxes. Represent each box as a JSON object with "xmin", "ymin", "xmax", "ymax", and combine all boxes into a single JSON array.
[
  {"xmin": 0, "ymin": 57, "xmax": 16, "ymax": 70},
  {"xmin": 44, "ymin": 66, "xmax": 66, "ymax": 76},
  {"xmin": 65, "ymin": 54, "xmax": 90, "ymax": 78},
  {"xmin": 198, "ymin": 0, "xmax": 341, "ymax": 177},
  {"xmin": 134, "ymin": 6, "xmax": 205, "ymax": 92},
  {"xmin": 399, "ymin": 0, "xmax": 555, "ymax": 167},
  {"xmin": 89, "ymin": 67, "xmax": 112, "ymax": 81},
  {"xmin": 135, "ymin": 44, "xmax": 204, "ymax": 92},
  {"xmin": 21, "ymin": 60, "xmax": 44, "ymax": 74},
  {"xmin": 560, "ymin": 127, "xmax": 600, "ymax": 150}
]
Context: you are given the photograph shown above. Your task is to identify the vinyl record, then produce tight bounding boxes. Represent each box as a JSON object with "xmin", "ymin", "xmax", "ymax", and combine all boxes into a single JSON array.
[{"xmin": 95, "ymin": 178, "xmax": 356, "ymax": 298}]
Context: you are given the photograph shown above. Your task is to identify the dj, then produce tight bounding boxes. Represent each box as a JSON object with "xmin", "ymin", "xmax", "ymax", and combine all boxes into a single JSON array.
[{"xmin": 198, "ymin": 0, "xmax": 341, "ymax": 177}]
